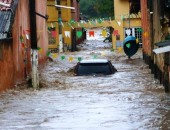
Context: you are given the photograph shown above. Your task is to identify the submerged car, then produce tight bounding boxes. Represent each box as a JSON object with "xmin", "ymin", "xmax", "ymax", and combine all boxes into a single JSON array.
[{"xmin": 74, "ymin": 59, "xmax": 117, "ymax": 76}]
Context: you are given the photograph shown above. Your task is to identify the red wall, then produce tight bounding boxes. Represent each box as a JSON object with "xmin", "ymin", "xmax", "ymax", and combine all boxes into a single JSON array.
[
  {"xmin": 0, "ymin": 0, "xmax": 48, "ymax": 92},
  {"xmin": 0, "ymin": 42, "xmax": 14, "ymax": 91},
  {"xmin": 140, "ymin": 0, "xmax": 151, "ymax": 55}
]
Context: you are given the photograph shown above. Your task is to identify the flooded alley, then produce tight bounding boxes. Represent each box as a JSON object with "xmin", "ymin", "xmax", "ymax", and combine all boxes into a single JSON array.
[{"xmin": 0, "ymin": 29, "xmax": 170, "ymax": 130}]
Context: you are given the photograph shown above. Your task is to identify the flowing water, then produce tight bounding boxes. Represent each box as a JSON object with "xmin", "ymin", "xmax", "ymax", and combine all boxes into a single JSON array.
[{"xmin": 0, "ymin": 29, "xmax": 170, "ymax": 130}]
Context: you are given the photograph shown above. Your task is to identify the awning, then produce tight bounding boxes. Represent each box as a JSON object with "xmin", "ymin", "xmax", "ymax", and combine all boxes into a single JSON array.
[
  {"xmin": 153, "ymin": 40, "xmax": 170, "ymax": 54},
  {"xmin": 155, "ymin": 40, "xmax": 170, "ymax": 47}
]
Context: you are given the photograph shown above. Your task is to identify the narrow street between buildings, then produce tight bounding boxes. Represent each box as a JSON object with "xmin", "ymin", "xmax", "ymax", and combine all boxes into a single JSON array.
[{"xmin": 0, "ymin": 29, "xmax": 170, "ymax": 130}]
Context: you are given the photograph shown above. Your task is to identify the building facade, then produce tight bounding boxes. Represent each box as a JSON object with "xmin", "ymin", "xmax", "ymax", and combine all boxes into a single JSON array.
[
  {"xmin": 113, "ymin": 0, "xmax": 142, "ymax": 49},
  {"xmin": 0, "ymin": 0, "xmax": 48, "ymax": 92},
  {"xmin": 47, "ymin": 0, "xmax": 81, "ymax": 53},
  {"xmin": 140, "ymin": 0, "xmax": 170, "ymax": 92}
]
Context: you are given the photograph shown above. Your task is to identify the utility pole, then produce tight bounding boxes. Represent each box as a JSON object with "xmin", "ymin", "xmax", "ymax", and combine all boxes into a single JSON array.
[
  {"xmin": 56, "ymin": 0, "xmax": 63, "ymax": 53},
  {"xmin": 29, "ymin": 0, "xmax": 39, "ymax": 89}
]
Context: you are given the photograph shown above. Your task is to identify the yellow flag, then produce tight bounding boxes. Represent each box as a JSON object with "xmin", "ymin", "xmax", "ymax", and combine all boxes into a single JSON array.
[
  {"xmin": 52, "ymin": 53, "xmax": 58, "ymax": 59},
  {"xmin": 101, "ymin": 52, "xmax": 106, "ymax": 56},
  {"xmin": 143, "ymin": 32, "xmax": 148, "ymax": 37},
  {"xmin": 38, "ymin": 48, "xmax": 43, "ymax": 53},
  {"xmin": 136, "ymin": 38, "xmax": 139, "ymax": 44},
  {"xmin": 68, "ymin": 56, "xmax": 74, "ymax": 62},
  {"xmin": 102, "ymin": 30, "xmax": 107, "ymax": 37},
  {"xmin": 118, "ymin": 47, "xmax": 123, "ymax": 52}
]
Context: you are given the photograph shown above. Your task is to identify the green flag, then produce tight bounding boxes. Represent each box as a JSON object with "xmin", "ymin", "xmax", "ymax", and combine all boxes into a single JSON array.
[{"xmin": 77, "ymin": 31, "xmax": 83, "ymax": 38}]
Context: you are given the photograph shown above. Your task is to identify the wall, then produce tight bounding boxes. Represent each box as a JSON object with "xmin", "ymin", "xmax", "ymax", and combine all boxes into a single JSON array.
[
  {"xmin": 141, "ymin": 0, "xmax": 170, "ymax": 92},
  {"xmin": 113, "ymin": 0, "xmax": 141, "ymax": 49},
  {"xmin": 0, "ymin": 0, "xmax": 48, "ymax": 92},
  {"xmin": 36, "ymin": 0, "xmax": 49, "ymax": 62},
  {"xmin": 47, "ymin": 0, "xmax": 72, "ymax": 51},
  {"xmin": 0, "ymin": 0, "xmax": 30, "ymax": 92}
]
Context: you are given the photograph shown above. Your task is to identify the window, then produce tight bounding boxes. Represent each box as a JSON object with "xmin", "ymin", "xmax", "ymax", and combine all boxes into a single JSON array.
[
  {"xmin": 134, "ymin": 28, "xmax": 142, "ymax": 43},
  {"xmin": 124, "ymin": 27, "xmax": 142, "ymax": 44}
]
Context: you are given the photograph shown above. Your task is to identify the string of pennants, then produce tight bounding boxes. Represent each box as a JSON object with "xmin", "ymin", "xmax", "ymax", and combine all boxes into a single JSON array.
[
  {"xmin": 19, "ymin": 15, "xmax": 147, "ymax": 53},
  {"xmin": 48, "ymin": 28, "xmax": 146, "ymax": 39},
  {"xmin": 45, "ymin": 48, "xmax": 124, "ymax": 62},
  {"xmin": 19, "ymin": 28, "xmax": 144, "ymax": 54}
]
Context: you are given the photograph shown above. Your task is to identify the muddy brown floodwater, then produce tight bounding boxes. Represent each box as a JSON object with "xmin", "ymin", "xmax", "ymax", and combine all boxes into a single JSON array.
[{"xmin": 0, "ymin": 29, "xmax": 170, "ymax": 130}]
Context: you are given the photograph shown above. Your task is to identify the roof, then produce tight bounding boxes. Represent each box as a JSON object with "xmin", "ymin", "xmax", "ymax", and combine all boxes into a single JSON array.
[
  {"xmin": 80, "ymin": 59, "xmax": 109, "ymax": 64},
  {"xmin": 153, "ymin": 45, "xmax": 170, "ymax": 54},
  {"xmin": 0, "ymin": 0, "xmax": 18, "ymax": 40},
  {"xmin": 155, "ymin": 40, "xmax": 170, "ymax": 47}
]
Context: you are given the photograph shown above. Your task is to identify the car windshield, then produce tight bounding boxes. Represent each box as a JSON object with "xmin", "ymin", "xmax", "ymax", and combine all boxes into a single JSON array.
[{"xmin": 77, "ymin": 63, "xmax": 112, "ymax": 75}]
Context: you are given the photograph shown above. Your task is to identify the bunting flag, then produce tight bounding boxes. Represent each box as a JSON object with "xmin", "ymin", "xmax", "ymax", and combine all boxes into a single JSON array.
[
  {"xmin": 111, "ymin": 48, "xmax": 115, "ymax": 52},
  {"xmin": 64, "ymin": 31, "xmax": 71, "ymax": 38},
  {"xmin": 21, "ymin": 43, "xmax": 25, "ymax": 48},
  {"xmin": 26, "ymin": 34, "xmax": 29, "ymax": 40},
  {"xmin": 136, "ymin": 38, "xmax": 139, "ymax": 44},
  {"xmin": 46, "ymin": 51, "xmax": 51, "ymax": 57},
  {"xmin": 89, "ymin": 31, "xmax": 94, "ymax": 37},
  {"xmin": 117, "ymin": 47, "xmax": 123, "ymax": 52},
  {"xmin": 93, "ymin": 54, "xmax": 97, "ymax": 59},
  {"xmin": 68, "ymin": 23, "xmax": 74, "ymax": 29},
  {"xmin": 68, "ymin": 56, "xmax": 74, "ymax": 62},
  {"xmin": 117, "ymin": 21, "xmax": 121, "ymax": 26},
  {"xmin": 109, "ymin": 17, "xmax": 112, "ymax": 24},
  {"xmin": 121, "ymin": 15, "xmax": 124, "ymax": 20},
  {"xmin": 76, "ymin": 31, "xmax": 83, "ymax": 38},
  {"xmin": 20, "ymin": 35, "xmax": 24, "ymax": 43},
  {"xmin": 51, "ymin": 30, "xmax": 57, "ymax": 38},
  {"xmin": 51, "ymin": 23, "xmax": 54, "ymax": 28},
  {"xmin": 113, "ymin": 30, "xmax": 119, "ymax": 36},
  {"xmin": 102, "ymin": 30, "xmax": 107, "ymax": 37},
  {"xmin": 98, "ymin": 19, "xmax": 102, "ymax": 24},
  {"xmin": 52, "ymin": 53, "xmax": 58, "ymax": 59},
  {"xmin": 23, "ymin": 30, "xmax": 26, "ymax": 35},
  {"xmin": 37, "ymin": 47, "xmax": 43, "ymax": 53},
  {"xmin": 88, "ymin": 20, "xmax": 91, "ymax": 25},
  {"xmin": 125, "ymin": 29, "xmax": 131, "ymax": 36},
  {"xmin": 61, "ymin": 55, "xmax": 65, "ymax": 60},
  {"xmin": 78, "ymin": 57, "xmax": 82, "ymax": 62},
  {"xmin": 101, "ymin": 51, "xmax": 106, "ymax": 56},
  {"xmin": 137, "ymin": 28, "xmax": 143, "ymax": 32},
  {"xmin": 22, "ymin": 30, "xmax": 30, "ymax": 40},
  {"xmin": 37, "ymin": 47, "xmax": 41, "ymax": 51},
  {"xmin": 143, "ymin": 32, "xmax": 148, "ymax": 37}
]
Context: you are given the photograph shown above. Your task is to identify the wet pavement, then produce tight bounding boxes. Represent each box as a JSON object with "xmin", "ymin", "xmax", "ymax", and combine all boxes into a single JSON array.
[{"xmin": 0, "ymin": 29, "xmax": 170, "ymax": 130}]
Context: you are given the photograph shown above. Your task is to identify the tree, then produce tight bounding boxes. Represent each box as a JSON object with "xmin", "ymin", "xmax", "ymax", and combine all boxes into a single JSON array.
[{"xmin": 80, "ymin": 0, "xmax": 114, "ymax": 19}]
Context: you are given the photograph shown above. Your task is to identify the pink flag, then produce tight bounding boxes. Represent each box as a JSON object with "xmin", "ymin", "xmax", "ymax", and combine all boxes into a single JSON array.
[{"xmin": 51, "ymin": 31, "xmax": 57, "ymax": 38}]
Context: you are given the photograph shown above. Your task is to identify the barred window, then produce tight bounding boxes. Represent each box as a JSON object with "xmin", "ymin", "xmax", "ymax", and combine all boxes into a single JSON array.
[{"xmin": 124, "ymin": 27, "xmax": 142, "ymax": 43}]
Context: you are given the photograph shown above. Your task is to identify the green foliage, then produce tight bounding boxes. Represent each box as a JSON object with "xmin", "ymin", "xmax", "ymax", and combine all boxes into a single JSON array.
[{"xmin": 80, "ymin": 0, "xmax": 114, "ymax": 19}]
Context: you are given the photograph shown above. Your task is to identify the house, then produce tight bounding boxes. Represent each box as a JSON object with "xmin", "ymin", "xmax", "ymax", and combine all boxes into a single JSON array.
[
  {"xmin": 140, "ymin": 0, "xmax": 170, "ymax": 92},
  {"xmin": 0, "ymin": 0, "xmax": 48, "ymax": 92},
  {"xmin": 113, "ymin": 0, "xmax": 142, "ymax": 49},
  {"xmin": 47, "ymin": 0, "xmax": 83, "ymax": 53}
]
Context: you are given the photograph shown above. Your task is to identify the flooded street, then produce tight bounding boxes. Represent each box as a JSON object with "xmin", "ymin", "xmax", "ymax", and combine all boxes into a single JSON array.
[{"xmin": 0, "ymin": 29, "xmax": 170, "ymax": 130}]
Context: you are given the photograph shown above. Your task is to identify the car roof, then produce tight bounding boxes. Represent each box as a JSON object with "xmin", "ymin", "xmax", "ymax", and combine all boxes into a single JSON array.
[{"xmin": 80, "ymin": 59, "xmax": 109, "ymax": 63}]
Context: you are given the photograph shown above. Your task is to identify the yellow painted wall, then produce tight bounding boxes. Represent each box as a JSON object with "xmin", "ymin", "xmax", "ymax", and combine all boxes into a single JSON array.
[
  {"xmin": 47, "ymin": 0, "xmax": 72, "ymax": 50},
  {"xmin": 114, "ymin": 0, "xmax": 129, "ymax": 20},
  {"xmin": 47, "ymin": 0, "xmax": 59, "ymax": 49},
  {"xmin": 113, "ymin": 0, "xmax": 141, "ymax": 49},
  {"xmin": 61, "ymin": 0, "xmax": 72, "ymax": 46}
]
